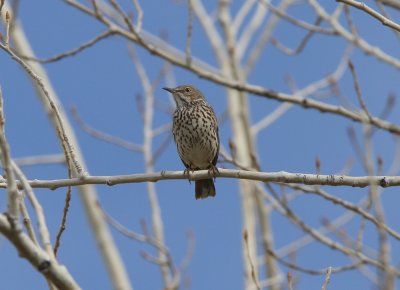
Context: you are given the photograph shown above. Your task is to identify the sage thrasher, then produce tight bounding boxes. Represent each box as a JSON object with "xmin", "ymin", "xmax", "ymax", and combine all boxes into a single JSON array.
[{"xmin": 163, "ymin": 85, "xmax": 219, "ymax": 199}]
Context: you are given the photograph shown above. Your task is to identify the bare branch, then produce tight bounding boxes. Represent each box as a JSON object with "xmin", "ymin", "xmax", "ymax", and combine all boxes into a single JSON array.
[
  {"xmin": 21, "ymin": 30, "xmax": 114, "ymax": 63},
  {"xmin": 271, "ymin": 17, "xmax": 323, "ymax": 56},
  {"xmin": 266, "ymin": 190, "xmax": 399, "ymax": 275},
  {"xmin": 0, "ymin": 87, "xmax": 19, "ymax": 223},
  {"xmin": 5, "ymin": 10, "xmax": 10, "ymax": 47},
  {"xmin": 287, "ymin": 183, "xmax": 400, "ymax": 240},
  {"xmin": 0, "ymin": 0, "xmax": 4, "ymax": 14},
  {"xmin": 14, "ymin": 154, "xmax": 65, "ymax": 167},
  {"xmin": 244, "ymin": 230, "xmax": 261, "ymax": 290},
  {"xmin": 258, "ymin": 0, "xmax": 335, "ymax": 34},
  {"xmin": 0, "ymin": 43, "xmax": 83, "ymax": 176},
  {"xmin": 378, "ymin": 0, "xmax": 400, "ymax": 10},
  {"xmin": 1, "ymin": 3, "xmax": 134, "ymax": 288},
  {"xmin": 1, "ymin": 168, "xmax": 400, "ymax": 189},
  {"xmin": 309, "ymin": 0, "xmax": 400, "ymax": 68},
  {"xmin": 64, "ymin": 0, "xmax": 400, "ymax": 135},
  {"xmin": 287, "ymin": 272, "xmax": 294, "ymax": 290},
  {"xmin": 53, "ymin": 186, "xmax": 72, "ymax": 256},
  {"xmin": 70, "ymin": 106, "xmax": 143, "ymax": 152},
  {"xmin": 185, "ymin": 0, "xmax": 193, "ymax": 65},
  {"xmin": 321, "ymin": 267, "xmax": 332, "ymax": 290},
  {"xmin": 233, "ymin": 0, "xmax": 256, "ymax": 33},
  {"xmin": 236, "ymin": 0, "xmax": 267, "ymax": 60},
  {"xmin": 348, "ymin": 61, "xmax": 372, "ymax": 121},
  {"xmin": 338, "ymin": 0, "xmax": 400, "ymax": 32},
  {"xmin": 131, "ymin": 0, "xmax": 143, "ymax": 33},
  {"xmin": 129, "ymin": 44, "xmax": 173, "ymax": 287},
  {"xmin": 265, "ymin": 242, "xmax": 362, "ymax": 275},
  {"xmin": 0, "ymin": 214, "xmax": 81, "ymax": 289}
]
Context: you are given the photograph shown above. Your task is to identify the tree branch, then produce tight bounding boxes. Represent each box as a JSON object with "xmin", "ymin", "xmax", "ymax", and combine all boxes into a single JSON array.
[
  {"xmin": 0, "ymin": 214, "xmax": 81, "ymax": 290},
  {"xmin": 64, "ymin": 0, "xmax": 400, "ymax": 136},
  {"xmin": 337, "ymin": 0, "xmax": 400, "ymax": 32},
  {"xmin": 0, "ymin": 169, "xmax": 398, "ymax": 189}
]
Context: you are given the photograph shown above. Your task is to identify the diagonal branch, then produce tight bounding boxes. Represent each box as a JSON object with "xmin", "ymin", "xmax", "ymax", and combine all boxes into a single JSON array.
[
  {"xmin": 0, "ymin": 214, "xmax": 81, "ymax": 289},
  {"xmin": 21, "ymin": 30, "xmax": 114, "ymax": 63},
  {"xmin": 337, "ymin": 0, "xmax": 400, "ymax": 32},
  {"xmin": 64, "ymin": 0, "xmax": 400, "ymax": 136}
]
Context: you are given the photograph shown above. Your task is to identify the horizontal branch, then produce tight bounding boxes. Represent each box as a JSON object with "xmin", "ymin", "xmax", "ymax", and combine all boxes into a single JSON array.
[{"xmin": 0, "ymin": 169, "xmax": 397, "ymax": 190}]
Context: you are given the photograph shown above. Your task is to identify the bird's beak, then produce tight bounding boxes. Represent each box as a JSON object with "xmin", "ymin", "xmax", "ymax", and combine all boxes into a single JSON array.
[{"xmin": 163, "ymin": 87, "xmax": 174, "ymax": 93}]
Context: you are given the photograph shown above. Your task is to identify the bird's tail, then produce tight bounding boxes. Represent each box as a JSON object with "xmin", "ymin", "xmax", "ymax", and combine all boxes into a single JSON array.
[{"xmin": 195, "ymin": 179, "xmax": 216, "ymax": 199}]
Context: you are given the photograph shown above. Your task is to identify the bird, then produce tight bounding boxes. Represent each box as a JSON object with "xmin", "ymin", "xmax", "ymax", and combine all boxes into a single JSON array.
[{"xmin": 163, "ymin": 85, "xmax": 220, "ymax": 199}]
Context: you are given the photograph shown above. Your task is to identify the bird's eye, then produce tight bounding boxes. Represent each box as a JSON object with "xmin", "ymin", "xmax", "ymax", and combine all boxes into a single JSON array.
[{"xmin": 185, "ymin": 87, "xmax": 192, "ymax": 93}]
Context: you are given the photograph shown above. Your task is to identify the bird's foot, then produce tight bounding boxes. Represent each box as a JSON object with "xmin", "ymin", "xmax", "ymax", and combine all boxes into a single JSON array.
[
  {"xmin": 207, "ymin": 165, "xmax": 219, "ymax": 181},
  {"xmin": 184, "ymin": 167, "xmax": 195, "ymax": 184}
]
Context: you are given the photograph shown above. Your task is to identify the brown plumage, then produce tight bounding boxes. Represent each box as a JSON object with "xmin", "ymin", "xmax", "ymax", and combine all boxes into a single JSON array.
[{"xmin": 163, "ymin": 85, "xmax": 219, "ymax": 199}]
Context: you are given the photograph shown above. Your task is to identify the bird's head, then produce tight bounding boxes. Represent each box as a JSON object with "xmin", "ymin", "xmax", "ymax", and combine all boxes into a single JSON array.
[{"xmin": 163, "ymin": 85, "xmax": 204, "ymax": 107}]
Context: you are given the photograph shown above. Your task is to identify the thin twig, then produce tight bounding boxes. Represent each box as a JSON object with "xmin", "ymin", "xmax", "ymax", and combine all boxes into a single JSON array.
[
  {"xmin": 338, "ymin": 0, "xmax": 400, "ymax": 32},
  {"xmin": 378, "ymin": 0, "xmax": 400, "ymax": 9},
  {"xmin": 344, "ymin": 4, "xmax": 358, "ymax": 36},
  {"xmin": 271, "ymin": 17, "xmax": 323, "ymax": 56},
  {"xmin": 286, "ymin": 183, "xmax": 400, "ymax": 241},
  {"xmin": 101, "ymin": 206, "xmax": 168, "ymax": 251},
  {"xmin": 109, "ymin": 0, "xmax": 135, "ymax": 32},
  {"xmin": 70, "ymin": 106, "xmax": 143, "ymax": 152},
  {"xmin": 265, "ymin": 242, "xmax": 362, "ymax": 275},
  {"xmin": 348, "ymin": 61, "xmax": 372, "ymax": 121},
  {"xmin": 0, "ymin": 44, "xmax": 83, "ymax": 176},
  {"xmin": 185, "ymin": 0, "xmax": 193, "ymax": 65},
  {"xmin": 5, "ymin": 10, "xmax": 10, "ymax": 47},
  {"xmin": 131, "ymin": 0, "xmax": 143, "ymax": 33},
  {"xmin": 267, "ymin": 189, "xmax": 399, "ymax": 275},
  {"xmin": 179, "ymin": 230, "xmax": 195, "ymax": 272},
  {"xmin": 19, "ymin": 199, "xmax": 38, "ymax": 244},
  {"xmin": 321, "ymin": 267, "xmax": 332, "ymax": 290},
  {"xmin": 244, "ymin": 230, "xmax": 261, "ymax": 290},
  {"xmin": 53, "ymin": 186, "xmax": 72, "ymax": 256},
  {"xmin": 287, "ymin": 272, "xmax": 294, "ymax": 290},
  {"xmin": 347, "ymin": 127, "xmax": 369, "ymax": 172},
  {"xmin": 103, "ymin": 206, "xmax": 180, "ymax": 288},
  {"xmin": 251, "ymin": 102, "xmax": 292, "ymax": 135},
  {"xmin": 375, "ymin": 0, "xmax": 400, "ymax": 41},
  {"xmin": 151, "ymin": 132, "xmax": 173, "ymax": 166},
  {"xmin": 0, "ymin": 87, "xmax": 19, "ymax": 223},
  {"xmin": 259, "ymin": 0, "xmax": 335, "ymax": 34},
  {"xmin": 21, "ymin": 30, "xmax": 114, "ymax": 63}
]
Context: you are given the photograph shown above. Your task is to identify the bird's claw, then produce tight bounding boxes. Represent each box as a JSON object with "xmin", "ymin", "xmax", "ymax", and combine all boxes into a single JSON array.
[
  {"xmin": 184, "ymin": 167, "xmax": 195, "ymax": 184},
  {"xmin": 208, "ymin": 165, "xmax": 219, "ymax": 181}
]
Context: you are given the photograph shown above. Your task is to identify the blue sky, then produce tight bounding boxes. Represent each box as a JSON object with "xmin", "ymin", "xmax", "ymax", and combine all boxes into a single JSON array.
[{"xmin": 1, "ymin": 0, "xmax": 400, "ymax": 289}]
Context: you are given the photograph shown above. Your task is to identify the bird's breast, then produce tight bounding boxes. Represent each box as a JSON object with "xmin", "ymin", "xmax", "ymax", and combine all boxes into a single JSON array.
[{"xmin": 173, "ymin": 105, "xmax": 218, "ymax": 169}]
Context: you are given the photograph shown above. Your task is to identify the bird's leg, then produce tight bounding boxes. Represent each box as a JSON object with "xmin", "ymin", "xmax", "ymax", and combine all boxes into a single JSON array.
[
  {"xmin": 207, "ymin": 164, "xmax": 219, "ymax": 182},
  {"xmin": 184, "ymin": 165, "xmax": 195, "ymax": 184}
]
